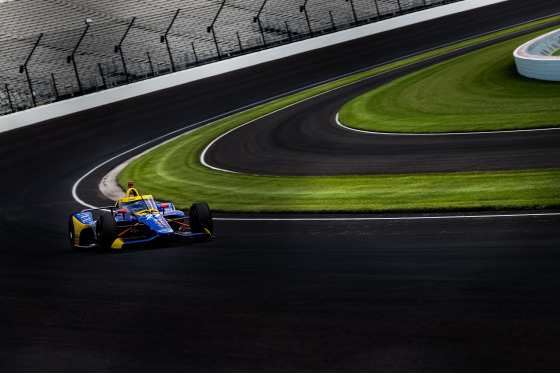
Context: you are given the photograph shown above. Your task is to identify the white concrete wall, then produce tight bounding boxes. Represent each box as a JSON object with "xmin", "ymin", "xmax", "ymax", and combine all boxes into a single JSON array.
[
  {"xmin": 0, "ymin": 0, "xmax": 507, "ymax": 134},
  {"xmin": 514, "ymin": 28, "xmax": 560, "ymax": 81}
]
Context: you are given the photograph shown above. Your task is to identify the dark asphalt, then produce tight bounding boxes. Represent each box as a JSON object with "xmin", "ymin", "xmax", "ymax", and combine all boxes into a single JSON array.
[{"xmin": 1, "ymin": 1, "xmax": 560, "ymax": 372}]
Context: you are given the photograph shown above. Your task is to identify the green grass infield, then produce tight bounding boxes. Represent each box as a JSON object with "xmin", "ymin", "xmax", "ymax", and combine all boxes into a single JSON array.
[
  {"xmin": 119, "ymin": 17, "xmax": 560, "ymax": 213},
  {"xmin": 338, "ymin": 28, "xmax": 560, "ymax": 133}
]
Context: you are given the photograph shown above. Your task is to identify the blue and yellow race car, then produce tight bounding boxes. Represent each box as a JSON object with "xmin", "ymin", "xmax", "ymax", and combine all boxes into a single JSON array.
[{"xmin": 68, "ymin": 182, "xmax": 213, "ymax": 250}]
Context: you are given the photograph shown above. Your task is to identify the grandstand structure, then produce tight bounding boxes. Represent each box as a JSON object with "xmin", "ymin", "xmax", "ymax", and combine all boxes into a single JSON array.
[{"xmin": 0, "ymin": 0, "xmax": 463, "ymax": 116}]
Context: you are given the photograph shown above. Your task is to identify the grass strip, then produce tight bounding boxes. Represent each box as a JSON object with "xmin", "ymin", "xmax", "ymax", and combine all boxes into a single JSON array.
[
  {"xmin": 338, "ymin": 28, "xmax": 560, "ymax": 133},
  {"xmin": 119, "ymin": 16, "xmax": 560, "ymax": 213},
  {"xmin": 120, "ymin": 147, "xmax": 560, "ymax": 212}
]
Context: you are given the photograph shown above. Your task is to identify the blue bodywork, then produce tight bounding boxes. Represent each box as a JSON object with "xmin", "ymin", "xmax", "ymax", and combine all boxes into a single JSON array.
[
  {"xmin": 70, "ymin": 201, "xmax": 209, "ymax": 249},
  {"xmin": 109, "ymin": 203, "xmax": 186, "ymax": 245}
]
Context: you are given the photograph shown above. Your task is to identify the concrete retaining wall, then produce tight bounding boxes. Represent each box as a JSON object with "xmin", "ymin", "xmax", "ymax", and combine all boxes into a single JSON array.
[{"xmin": 514, "ymin": 28, "xmax": 560, "ymax": 81}]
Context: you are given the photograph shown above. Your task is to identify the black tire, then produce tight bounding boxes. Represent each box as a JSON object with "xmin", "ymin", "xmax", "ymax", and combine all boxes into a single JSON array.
[
  {"xmin": 189, "ymin": 202, "xmax": 213, "ymax": 239},
  {"xmin": 68, "ymin": 214, "xmax": 78, "ymax": 250},
  {"xmin": 96, "ymin": 213, "xmax": 118, "ymax": 250}
]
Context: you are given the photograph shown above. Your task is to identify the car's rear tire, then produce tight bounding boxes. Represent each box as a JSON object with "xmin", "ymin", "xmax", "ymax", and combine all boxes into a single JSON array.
[
  {"xmin": 96, "ymin": 213, "xmax": 118, "ymax": 250},
  {"xmin": 68, "ymin": 214, "xmax": 78, "ymax": 250},
  {"xmin": 189, "ymin": 202, "xmax": 213, "ymax": 240}
]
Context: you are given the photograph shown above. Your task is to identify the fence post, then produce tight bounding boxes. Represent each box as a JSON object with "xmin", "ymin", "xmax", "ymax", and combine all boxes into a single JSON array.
[
  {"xmin": 161, "ymin": 9, "xmax": 180, "ymax": 72},
  {"xmin": 191, "ymin": 43, "xmax": 199, "ymax": 66},
  {"xmin": 146, "ymin": 52, "xmax": 155, "ymax": 76},
  {"xmin": 299, "ymin": 1, "xmax": 313, "ymax": 37},
  {"xmin": 208, "ymin": 26, "xmax": 221, "ymax": 61},
  {"xmin": 5, "ymin": 84, "xmax": 14, "ymax": 113},
  {"xmin": 396, "ymin": 0, "xmax": 403, "ymax": 14},
  {"xmin": 329, "ymin": 11, "xmax": 336, "ymax": 31},
  {"xmin": 254, "ymin": 0, "xmax": 269, "ymax": 48},
  {"xmin": 51, "ymin": 73, "xmax": 59, "ymax": 100},
  {"xmin": 115, "ymin": 17, "xmax": 136, "ymax": 83},
  {"xmin": 285, "ymin": 21, "xmax": 293, "ymax": 43},
  {"xmin": 19, "ymin": 33, "xmax": 43, "ymax": 107},
  {"xmin": 345, "ymin": 0, "xmax": 358, "ymax": 25},
  {"xmin": 207, "ymin": 0, "xmax": 226, "ymax": 61},
  {"xmin": 98, "ymin": 63, "xmax": 107, "ymax": 89},
  {"xmin": 236, "ymin": 32, "xmax": 244, "ymax": 54},
  {"xmin": 67, "ymin": 19, "xmax": 92, "ymax": 96},
  {"xmin": 373, "ymin": 0, "xmax": 380, "ymax": 18}
]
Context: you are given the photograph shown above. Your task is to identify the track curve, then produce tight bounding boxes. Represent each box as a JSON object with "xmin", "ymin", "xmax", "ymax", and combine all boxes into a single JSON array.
[
  {"xmin": 1, "ymin": 1, "xmax": 560, "ymax": 371},
  {"xmin": 205, "ymin": 21, "xmax": 560, "ymax": 176}
]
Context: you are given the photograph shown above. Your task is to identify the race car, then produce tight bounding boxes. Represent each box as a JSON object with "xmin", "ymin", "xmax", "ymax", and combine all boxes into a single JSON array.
[{"xmin": 68, "ymin": 181, "xmax": 213, "ymax": 250}]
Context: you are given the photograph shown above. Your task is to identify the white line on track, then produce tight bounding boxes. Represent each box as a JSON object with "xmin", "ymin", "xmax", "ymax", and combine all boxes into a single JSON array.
[
  {"xmin": 214, "ymin": 212, "xmax": 560, "ymax": 221},
  {"xmin": 335, "ymin": 114, "xmax": 560, "ymax": 136}
]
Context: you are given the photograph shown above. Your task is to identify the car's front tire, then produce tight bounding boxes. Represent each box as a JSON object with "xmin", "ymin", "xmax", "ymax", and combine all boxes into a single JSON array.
[
  {"xmin": 189, "ymin": 202, "xmax": 213, "ymax": 240},
  {"xmin": 96, "ymin": 213, "xmax": 117, "ymax": 250}
]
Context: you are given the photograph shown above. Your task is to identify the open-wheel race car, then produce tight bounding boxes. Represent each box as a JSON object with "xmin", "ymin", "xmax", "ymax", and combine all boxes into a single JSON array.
[{"xmin": 68, "ymin": 182, "xmax": 213, "ymax": 250}]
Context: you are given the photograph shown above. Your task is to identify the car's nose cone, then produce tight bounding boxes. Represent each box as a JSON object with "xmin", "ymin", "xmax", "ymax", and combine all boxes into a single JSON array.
[{"xmin": 139, "ymin": 213, "xmax": 174, "ymax": 234}]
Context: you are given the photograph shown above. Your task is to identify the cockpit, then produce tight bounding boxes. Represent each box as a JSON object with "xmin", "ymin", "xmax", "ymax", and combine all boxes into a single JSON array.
[{"xmin": 117, "ymin": 196, "xmax": 158, "ymax": 214}]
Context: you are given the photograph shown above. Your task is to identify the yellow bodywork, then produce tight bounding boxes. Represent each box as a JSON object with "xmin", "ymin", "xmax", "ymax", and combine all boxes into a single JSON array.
[
  {"xmin": 115, "ymin": 188, "xmax": 158, "ymax": 215},
  {"xmin": 111, "ymin": 237, "xmax": 126, "ymax": 249},
  {"xmin": 72, "ymin": 215, "xmax": 91, "ymax": 246}
]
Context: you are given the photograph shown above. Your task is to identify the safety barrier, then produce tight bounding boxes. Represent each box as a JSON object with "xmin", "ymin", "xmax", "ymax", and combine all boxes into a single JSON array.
[{"xmin": 514, "ymin": 28, "xmax": 560, "ymax": 81}]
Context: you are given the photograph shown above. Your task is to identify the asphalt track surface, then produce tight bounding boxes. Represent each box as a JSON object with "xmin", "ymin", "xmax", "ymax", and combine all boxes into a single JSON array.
[
  {"xmin": 205, "ymin": 25, "xmax": 560, "ymax": 175},
  {"xmin": 1, "ymin": 1, "xmax": 560, "ymax": 371}
]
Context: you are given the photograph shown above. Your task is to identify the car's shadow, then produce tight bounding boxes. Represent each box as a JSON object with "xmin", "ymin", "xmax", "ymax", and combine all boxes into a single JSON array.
[{"xmin": 62, "ymin": 236, "xmax": 214, "ymax": 255}]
